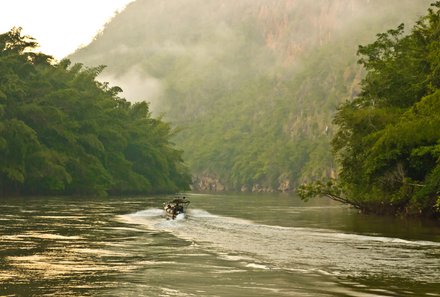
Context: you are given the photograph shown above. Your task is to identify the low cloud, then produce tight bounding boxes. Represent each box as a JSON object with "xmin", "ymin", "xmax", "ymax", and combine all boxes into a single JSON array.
[{"xmin": 99, "ymin": 66, "xmax": 162, "ymax": 112}]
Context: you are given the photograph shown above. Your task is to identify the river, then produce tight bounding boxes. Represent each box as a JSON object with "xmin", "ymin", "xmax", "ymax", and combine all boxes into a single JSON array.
[{"xmin": 0, "ymin": 193, "xmax": 439, "ymax": 296}]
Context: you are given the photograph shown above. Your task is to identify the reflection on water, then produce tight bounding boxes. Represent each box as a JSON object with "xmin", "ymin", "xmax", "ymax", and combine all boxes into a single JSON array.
[{"xmin": 0, "ymin": 194, "xmax": 439, "ymax": 296}]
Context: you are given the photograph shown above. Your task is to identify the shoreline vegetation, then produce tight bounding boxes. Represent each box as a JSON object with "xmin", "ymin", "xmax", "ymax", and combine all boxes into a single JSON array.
[
  {"xmin": 1, "ymin": 2, "xmax": 439, "ymax": 221},
  {"xmin": 298, "ymin": 2, "xmax": 440, "ymax": 219},
  {"xmin": 0, "ymin": 28, "xmax": 191, "ymax": 196},
  {"xmin": 71, "ymin": 0, "xmax": 431, "ymax": 196}
]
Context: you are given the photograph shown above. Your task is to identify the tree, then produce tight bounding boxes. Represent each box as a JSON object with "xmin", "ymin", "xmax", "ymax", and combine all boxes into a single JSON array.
[
  {"xmin": 0, "ymin": 28, "xmax": 190, "ymax": 196},
  {"xmin": 298, "ymin": 2, "xmax": 440, "ymax": 217}
]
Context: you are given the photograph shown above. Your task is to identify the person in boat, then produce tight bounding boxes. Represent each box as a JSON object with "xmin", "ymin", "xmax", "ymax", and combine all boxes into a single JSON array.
[
  {"xmin": 170, "ymin": 196, "xmax": 189, "ymax": 205},
  {"xmin": 163, "ymin": 196, "xmax": 190, "ymax": 219},
  {"xmin": 163, "ymin": 203, "xmax": 177, "ymax": 218},
  {"xmin": 171, "ymin": 196, "xmax": 189, "ymax": 214}
]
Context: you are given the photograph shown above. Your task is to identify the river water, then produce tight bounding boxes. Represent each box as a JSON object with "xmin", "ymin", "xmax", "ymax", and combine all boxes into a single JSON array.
[{"xmin": 0, "ymin": 194, "xmax": 439, "ymax": 296}]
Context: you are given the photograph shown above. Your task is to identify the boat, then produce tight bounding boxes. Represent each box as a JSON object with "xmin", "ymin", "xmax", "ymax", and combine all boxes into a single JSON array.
[{"xmin": 163, "ymin": 196, "xmax": 190, "ymax": 219}]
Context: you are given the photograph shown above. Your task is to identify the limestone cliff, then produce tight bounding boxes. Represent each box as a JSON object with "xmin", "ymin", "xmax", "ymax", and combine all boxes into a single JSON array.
[{"xmin": 71, "ymin": 0, "xmax": 432, "ymax": 192}]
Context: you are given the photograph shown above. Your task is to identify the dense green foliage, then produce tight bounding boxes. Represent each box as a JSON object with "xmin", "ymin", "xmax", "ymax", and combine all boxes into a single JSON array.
[
  {"xmin": 300, "ymin": 3, "xmax": 440, "ymax": 217},
  {"xmin": 71, "ymin": 0, "xmax": 431, "ymax": 191},
  {"xmin": 0, "ymin": 28, "xmax": 190, "ymax": 196}
]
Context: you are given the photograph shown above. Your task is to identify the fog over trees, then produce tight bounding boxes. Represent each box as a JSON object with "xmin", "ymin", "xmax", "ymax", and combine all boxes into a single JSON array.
[
  {"xmin": 0, "ymin": 28, "xmax": 190, "ymax": 196},
  {"xmin": 70, "ymin": 0, "xmax": 432, "ymax": 193}
]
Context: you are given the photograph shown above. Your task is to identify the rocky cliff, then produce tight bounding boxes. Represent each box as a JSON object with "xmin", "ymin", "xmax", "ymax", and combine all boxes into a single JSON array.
[{"xmin": 71, "ymin": 0, "xmax": 432, "ymax": 192}]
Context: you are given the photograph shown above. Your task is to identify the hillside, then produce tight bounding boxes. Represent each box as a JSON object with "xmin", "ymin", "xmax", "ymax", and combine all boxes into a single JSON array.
[
  {"xmin": 299, "ymin": 3, "xmax": 440, "ymax": 217},
  {"xmin": 71, "ymin": 0, "xmax": 432, "ymax": 192},
  {"xmin": 0, "ymin": 28, "xmax": 190, "ymax": 196}
]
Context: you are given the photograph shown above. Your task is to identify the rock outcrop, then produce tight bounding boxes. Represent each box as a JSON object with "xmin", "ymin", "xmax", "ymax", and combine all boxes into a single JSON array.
[{"xmin": 192, "ymin": 175, "xmax": 226, "ymax": 192}]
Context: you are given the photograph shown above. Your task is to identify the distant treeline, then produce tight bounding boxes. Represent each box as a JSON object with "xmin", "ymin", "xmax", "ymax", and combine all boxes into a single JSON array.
[
  {"xmin": 71, "ymin": 0, "xmax": 431, "ymax": 192},
  {"xmin": 0, "ymin": 28, "xmax": 191, "ymax": 196},
  {"xmin": 299, "ymin": 2, "xmax": 440, "ymax": 218}
]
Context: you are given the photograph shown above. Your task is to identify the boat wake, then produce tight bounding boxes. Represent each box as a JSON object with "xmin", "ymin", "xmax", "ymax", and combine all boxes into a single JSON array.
[{"xmin": 120, "ymin": 208, "xmax": 440, "ymax": 282}]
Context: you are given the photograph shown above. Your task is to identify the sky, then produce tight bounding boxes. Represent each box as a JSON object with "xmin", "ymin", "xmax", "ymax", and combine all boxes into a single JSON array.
[{"xmin": 0, "ymin": 0, "xmax": 135, "ymax": 60}]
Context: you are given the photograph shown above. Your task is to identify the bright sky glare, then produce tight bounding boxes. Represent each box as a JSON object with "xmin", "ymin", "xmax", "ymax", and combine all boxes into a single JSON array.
[{"xmin": 0, "ymin": 0, "xmax": 135, "ymax": 60}]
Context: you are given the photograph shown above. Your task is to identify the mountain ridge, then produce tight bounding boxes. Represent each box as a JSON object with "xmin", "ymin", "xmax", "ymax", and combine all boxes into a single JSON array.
[{"xmin": 70, "ymin": 0, "xmax": 432, "ymax": 192}]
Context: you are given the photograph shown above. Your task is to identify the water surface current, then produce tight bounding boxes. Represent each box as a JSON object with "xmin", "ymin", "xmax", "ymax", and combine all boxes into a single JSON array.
[{"xmin": 0, "ymin": 194, "xmax": 439, "ymax": 296}]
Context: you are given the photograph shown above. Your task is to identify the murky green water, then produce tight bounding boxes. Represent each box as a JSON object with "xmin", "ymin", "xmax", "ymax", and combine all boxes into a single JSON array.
[{"xmin": 0, "ymin": 194, "xmax": 439, "ymax": 296}]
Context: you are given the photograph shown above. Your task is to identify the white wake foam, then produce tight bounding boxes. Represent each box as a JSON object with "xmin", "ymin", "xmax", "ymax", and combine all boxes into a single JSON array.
[{"xmin": 119, "ymin": 208, "xmax": 440, "ymax": 282}]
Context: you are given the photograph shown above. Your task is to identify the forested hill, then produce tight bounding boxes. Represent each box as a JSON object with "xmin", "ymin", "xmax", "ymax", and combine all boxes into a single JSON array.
[
  {"xmin": 0, "ymin": 28, "xmax": 190, "ymax": 196},
  {"xmin": 71, "ymin": 0, "xmax": 431, "ymax": 192},
  {"xmin": 299, "ymin": 3, "xmax": 440, "ymax": 217}
]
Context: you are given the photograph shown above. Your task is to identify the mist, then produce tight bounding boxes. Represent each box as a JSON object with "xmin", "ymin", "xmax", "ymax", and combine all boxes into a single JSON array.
[
  {"xmin": 2, "ymin": 2, "xmax": 438, "ymax": 295},
  {"xmin": 99, "ymin": 66, "xmax": 163, "ymax": 111},
  {"xmin": 73, "ymin": 0, "xmax": 429, "ymax": 107},
  {"xmin": 70, "ymin": 0, "xmax": 432, "ymax": 192}
]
